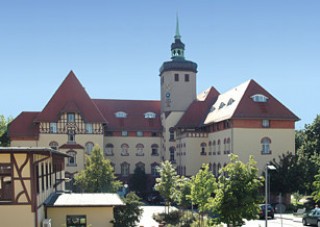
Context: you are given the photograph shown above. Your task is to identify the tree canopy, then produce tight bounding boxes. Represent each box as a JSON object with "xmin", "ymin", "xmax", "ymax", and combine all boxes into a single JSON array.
[
  {"xmin": 74, "ymin": 145, "xmax": 121, "ymax": 193},
  {"xmin": 111, "ymin": 192, "xmax": 143, "ymax": 227},
  {"xmin": 0, "ymin": 115, "xmax": 12, "ymax": 146},
  {"xmin": 154, "ymin": 160, "xmax": 182, "ymax": 214},
  {"xmin": 210, "ymin": 154, "xmax": 263, "ymax": 226}
]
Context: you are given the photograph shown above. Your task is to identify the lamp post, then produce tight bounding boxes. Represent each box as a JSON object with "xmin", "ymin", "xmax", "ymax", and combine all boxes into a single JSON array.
[{"xmin": 265, "ymin": 164, "xmax": 276, "ymax": 227}]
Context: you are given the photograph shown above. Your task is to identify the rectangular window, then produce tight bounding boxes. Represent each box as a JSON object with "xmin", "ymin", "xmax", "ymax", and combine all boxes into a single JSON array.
[
  {"xmin": 67, "ymin": 113, "xmax": 75, "ymax": 122},
  {"xmin": 174, "ymin": 73, "xmax": 179, "ymax": 82},
  {"xmin": 185, "ymin": 74, "xmax": 189, "ymax": 82},
  {"xmin": 136, "ymin": 131, "xmax": 143, "ymax": 137},
  {"xmin": 262, "ymin": 119, "xmax": 270, "ymax": 128},
  {"xmin": 0, "ymin": 164, "xmax": 13, "ymax": 202},
  {"xmin": 68, "ymin": 130, "xmax": 75, "ymax": 143},
  {"xmin": 85, "ymin": 123, "xmax": 93, "ymax": 133},
  {"xmin": 50, "ymin": 122, "xmax": 57, "ymax": 133},
  {"xmin": 66, "ymin": 215, "xmax": 86, "ymax": 227},
  {"xmin": 122, "ymin": 131, "xmax": 128, "ymax": 137}
]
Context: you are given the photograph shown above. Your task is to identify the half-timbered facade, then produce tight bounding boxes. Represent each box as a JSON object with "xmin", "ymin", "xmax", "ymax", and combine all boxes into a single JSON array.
[{"xmin": 0, "ymin": 147, "xmax": 68, "ymax": 227}]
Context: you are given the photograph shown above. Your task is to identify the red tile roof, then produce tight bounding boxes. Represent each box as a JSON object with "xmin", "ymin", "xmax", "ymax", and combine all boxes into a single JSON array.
[
  {"xmin": 35, "ymin": 71, "xmax": 107, "ymax": 123},
  {"xmin": 93, "ymin": 99, "xmax": 161, "ymax": 131},
  {"xmin": 8, "ymin": 112, "xmax": 39, "ymax": 139},
  {"xmin": 233, "ymin": 80, "xmax": 299, "ymax": 121},
  {"xmin": 176, "ymin": 87, "xmax": 220, "ymax": 128}
]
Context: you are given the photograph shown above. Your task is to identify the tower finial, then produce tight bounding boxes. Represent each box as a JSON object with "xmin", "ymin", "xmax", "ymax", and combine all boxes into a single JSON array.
[{"xmin": 175, "ymin": 13, "xmax": 181, "ymax": 40}]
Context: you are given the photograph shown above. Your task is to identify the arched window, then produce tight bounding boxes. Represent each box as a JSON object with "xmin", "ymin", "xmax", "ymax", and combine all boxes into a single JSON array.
[
  {"xmin": 66, "ymin": 150, "xmax": 77, "ymax": 166},
  {"xmin": 49, "ymin": 141, "xmax": 59, "ymax": 150},
  {"xmin": 224, "ymin": 138, "xmax": 227, "ymax": 154},
  {"xmin": 151, "ymin": 162, "xmax": 160, "ymax": 177},
  {"xmin": 212, "ymin": 141, "xmax": 216, "ymax": 154},
  {"xmin": 105, "ymin": 143, "xmax": 114, "ymax": 156},
  {"xmin": 227, "ymin": 138, "xmax": 231, "ymax": 154},
  {"xmin": 85, "ymin": 142, "xmax": 94, "ymax": 154},
  {"xmin": 151, "ymin": 144, "xmax": 159, "ymax": 156},
  {"xmin": 169, "ymin": 146, "xmax": 175, "ymax": 163},
  {"xmin": 135, "ymin": 162, "xmax": 145, "ymax": 172},
  {"xmin": 121, "ymin": 144, "xmax": 129, "ymax": 156},
  {"xmin": 136, "ymin": 143, "xmax": 144, "ymax": 156},
  {"xmin": 121, "ymin": 162, "xmax": 130, "ymax": 176},
  {"xmin": 144, "ymin": 112, "xmax": 156, "ymax": 119},
  {"xmin": 212, "ymin": 163, "xmax": 217, "ymax": 176},
  {"xmin": 261, "ymin": 137, "xmax": 272, "ymax": 154},
  {"xmin": 217, "ymin": 140, "xmax": 221, "ymax": 155},
  {"xmin": 200, "ymin": 142, "xmax": 207, "ymax": 155}
]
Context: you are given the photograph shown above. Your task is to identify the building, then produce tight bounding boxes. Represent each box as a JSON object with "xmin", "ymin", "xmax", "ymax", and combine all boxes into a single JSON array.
[
  {"xmin": 8, "ymin": 20, "xmax": 299, "ymax": 189},
  {"xmin": 0, "ymin": 147, "xmax": 68, "ymax": 227}
]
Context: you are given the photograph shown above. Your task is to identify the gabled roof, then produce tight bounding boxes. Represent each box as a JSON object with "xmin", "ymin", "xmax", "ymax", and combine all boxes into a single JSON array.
[
  {"xmin": 35, "ymin": 71, "xmax": 106, "ymax": 123},
  {"xmin": 8, "ymin": 112, "xmax": 39, "ymax": 139},
  {"xmin": 233, "ymin": 79, "xmax": 299, "ymax": 120},
  {"xmin": 94, "ymin": 99, "xmax": 161, "ymax": 131},
  {"xmin": 204, "ymin": 80, "xmax": 299, "ymax": 125},
  {"xmin": 176, "ymin": 87, "xmax": 220, "ymax": 128}
]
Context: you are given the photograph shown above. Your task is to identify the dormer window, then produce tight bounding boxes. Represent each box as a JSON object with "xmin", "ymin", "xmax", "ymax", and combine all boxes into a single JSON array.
[
  {"xmin": 251, "ymin": 94, "xmax": 268, "ymax": 103},
  {"xmin": 227, "ymin": 98, "xmax": 235, "ymax": 106},
  {"xmin": 219, "ymin": 102, "xmax": 225, "ymax": 109},
  {"xmin": 115, "ymin": 111, "xmax": 127, "ymax": 118},
  {"xmin": 209, "ymin": 106, "xmax": 215, "ymax": 112},
  {"xmin": 144, "ymin": 112, "xmax": 156, "ymax": 119}
]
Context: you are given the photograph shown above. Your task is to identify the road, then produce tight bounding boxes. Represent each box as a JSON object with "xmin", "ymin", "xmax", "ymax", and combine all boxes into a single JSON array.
[{"xmin": 227, "ymin": 217, "xmax": 302, "ymax": 227}]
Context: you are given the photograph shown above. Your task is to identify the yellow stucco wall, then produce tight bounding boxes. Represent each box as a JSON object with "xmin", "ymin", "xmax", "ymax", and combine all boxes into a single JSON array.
[
  {"xmin": 105, "ymin": 136, "xmax": 162, "ymax": 174},
  {"xmin": 47, "ymin": 206, "xmax": 114, "ymax": 227},
  {"xmin": 0, "ymin": 205, "xmax": 34, "ymax": 227}
]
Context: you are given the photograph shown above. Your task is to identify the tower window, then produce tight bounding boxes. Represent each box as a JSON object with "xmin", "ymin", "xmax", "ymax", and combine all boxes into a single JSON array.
[
  {"xmin": 185, "ymin": 74, "xmax": 189, "ymax": 82},
  {"xmin": 262, "ymin": 119, "xmax": 270, "ymax": 128},
  {"xmin": 50, "ymin": 122, "xmax": 57, "ymax": 133},
  {"xmin": 174, "ymin": 74, "xmax": 179, "ymax": 82}
]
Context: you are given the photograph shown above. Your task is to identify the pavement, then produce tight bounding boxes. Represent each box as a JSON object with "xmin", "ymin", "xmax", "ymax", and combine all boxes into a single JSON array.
[
  {"xmin": 137, "ymin": 206, "xmax": 303, "ymax": 227},
  {"xmin": 138, "ymin": 206, "xmax": 178, "ymax": 227},
  {"xmin": 275, "ymin": 213, "xmax": 302, "ymax": 223}
]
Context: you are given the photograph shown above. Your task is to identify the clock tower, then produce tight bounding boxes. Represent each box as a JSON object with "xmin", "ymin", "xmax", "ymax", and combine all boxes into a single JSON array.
[{"xmin": 159, "ymin": 17, "xmax": 198, "ymax": 114}]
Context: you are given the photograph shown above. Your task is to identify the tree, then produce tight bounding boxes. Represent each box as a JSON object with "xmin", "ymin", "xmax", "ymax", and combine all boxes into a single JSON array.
[
  {"xmin": 189, "ymin": 164, "xmax": 217, "ymax": 226},
  {"xmin": 155, "ymin": 160, "xmax": 181, "ymax": 214},
  {"xmin": 269, "ymin": 152, "xmax": 306, "ymax": 195},
  {"xmin": 74, "ymin": 145, "xmax": 121, "ymax": 192},
  {"xmin": 111, "ymin": 192, "xmax": 143, "ymax": 227},
  {"xmin": 0, "ymin": 115, "xmax": 12, "ymax": 146},
  {"xmin": 210, "ymin": 154, "xmax": 263, "ymax": 227},
  {"xmin": 129, "ymin": 166, "xmax": 147, "ymax": 198},
  {"xmin": 296, "ymin": 115, "xmax": 320, "ymax": 194}
]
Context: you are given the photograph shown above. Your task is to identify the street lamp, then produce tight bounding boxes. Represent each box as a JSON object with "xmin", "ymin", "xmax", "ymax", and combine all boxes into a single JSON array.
[{"xmin": 265, "ymin": 163, "xmax": 276, "ymax": 227}]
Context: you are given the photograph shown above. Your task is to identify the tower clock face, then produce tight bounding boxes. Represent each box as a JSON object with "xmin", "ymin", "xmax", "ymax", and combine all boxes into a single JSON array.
[{"xmin": 166, "ymin": 92, "xmax": 171, "ymax": 98}]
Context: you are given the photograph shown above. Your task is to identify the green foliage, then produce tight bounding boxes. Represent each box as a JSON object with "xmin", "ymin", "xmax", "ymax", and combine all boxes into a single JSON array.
[
  {"xmin": 153, "ymin": 210, "xmax": 195, "ymax": 227},
  {"xmin": 0, "ymin": 115, "xmax": 12, "ymax": 146},
  {"xmin": 178, "ymin": 178, "xmax": 192, "ymax": 209},
  {"xmin": 269, "ymin": 152, "xmax": 306, "ymax": 194},
  {"xmin": 189, "ymin": 164, "xmax": 217, "ymax": 226},
  {"xmin": 74, "ymin": 145, "xmax": 121, "ymax": 192},
  {"xmin": 155, "ymin": 160, "xmax": 182, "ymax": 214},
  {"xmin": 129, "ymin": 166, "xmax": 147, "ymax": 198},
  {"xmin": 297, "ymin": 115, "xmax": 320, "ymax": 194},
  {"xmin": 112, "ymin": 192, "xmax": 143, "ymax": 227},
  {"xmin": 210, "ymin": 154, "xmax": 263, "ymax": 226}
]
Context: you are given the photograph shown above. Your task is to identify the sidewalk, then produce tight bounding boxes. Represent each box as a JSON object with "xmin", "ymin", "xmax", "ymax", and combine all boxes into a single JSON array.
[{"xmin": 275, "ymin": 213, "xmax": 302, "ymax": 223}]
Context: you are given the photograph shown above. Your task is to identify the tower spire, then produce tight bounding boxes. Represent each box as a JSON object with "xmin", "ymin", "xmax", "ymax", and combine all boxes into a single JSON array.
[
  {"xmin": 171, "ymin": 14, "xmax": 185, "ymax": 60},
  {"xmin": 175, "ymin": 14, "xmax": 181, "ymax": 40}
]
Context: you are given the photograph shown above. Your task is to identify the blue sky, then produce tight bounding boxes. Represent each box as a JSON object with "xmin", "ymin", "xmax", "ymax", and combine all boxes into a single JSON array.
[{"xmin": 0, "ymin": 1, "xmax": 319, "ymax": 129}]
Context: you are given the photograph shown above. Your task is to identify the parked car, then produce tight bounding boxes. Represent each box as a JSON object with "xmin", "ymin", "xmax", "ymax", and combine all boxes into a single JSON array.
[
  {"xmin": 259, "ymin": 204, "xmax": 274, "ymax": 219},
  {"xmin": 302, "ymin": 208, "xmax": 320, "ymax": 226}
]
